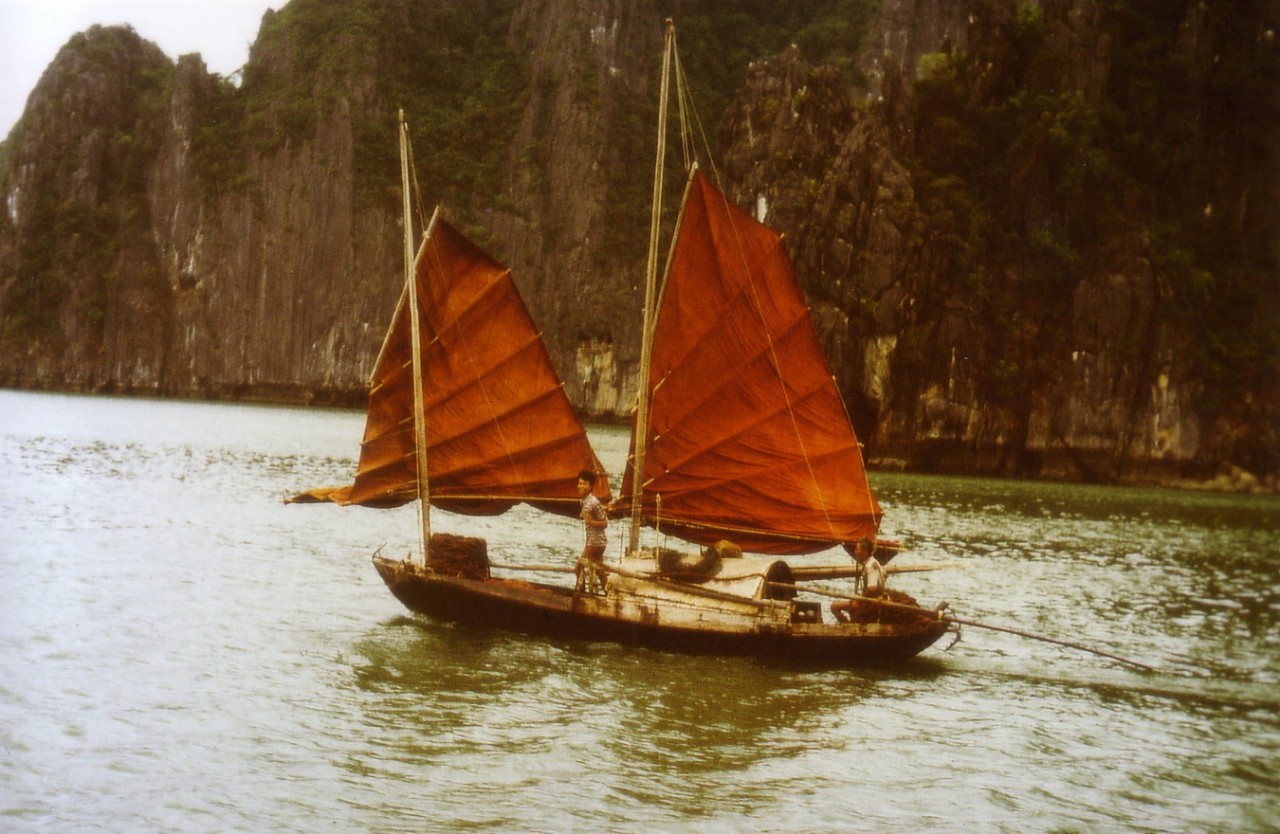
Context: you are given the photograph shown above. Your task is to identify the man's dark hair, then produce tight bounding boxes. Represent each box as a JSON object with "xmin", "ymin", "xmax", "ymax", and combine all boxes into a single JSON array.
[{"xmin": 578, "ymin": 469, "xmax": 597, "ymax": 486}]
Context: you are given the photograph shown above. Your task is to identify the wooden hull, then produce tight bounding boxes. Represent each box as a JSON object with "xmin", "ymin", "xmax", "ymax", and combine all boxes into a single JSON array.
[{"xmin": 372, "ymin": 556, "xmax": 949, "ymax": 666}]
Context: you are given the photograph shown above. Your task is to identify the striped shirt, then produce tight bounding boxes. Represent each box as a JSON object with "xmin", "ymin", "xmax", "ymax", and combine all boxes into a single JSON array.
[{"xmin": 581, "ymin": 493, "xmax": 608, "ymax": 548}]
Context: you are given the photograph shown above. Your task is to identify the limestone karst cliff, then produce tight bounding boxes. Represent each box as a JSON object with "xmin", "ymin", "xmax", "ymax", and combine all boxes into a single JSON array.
[{"xmin": 0, "ymin": 0, "xmax": 1275, "ymax": 487}]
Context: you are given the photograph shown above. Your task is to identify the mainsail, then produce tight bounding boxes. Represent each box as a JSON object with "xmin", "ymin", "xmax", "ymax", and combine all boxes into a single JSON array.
[
  {"xmin": 621, "ymin": 169, "xmax": 881, "ymax": 554},
  {"xmin": 293, "ymin": 215, "xmax": 608, "ymax": 517}
]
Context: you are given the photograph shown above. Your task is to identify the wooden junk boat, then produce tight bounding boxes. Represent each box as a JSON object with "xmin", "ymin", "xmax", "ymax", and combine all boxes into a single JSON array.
[{"xmin": 292, "ymin": 25, "xmax": 950, "ymax": 666}]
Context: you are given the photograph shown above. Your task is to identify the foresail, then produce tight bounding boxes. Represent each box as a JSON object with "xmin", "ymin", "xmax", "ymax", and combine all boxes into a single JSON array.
[
  {"xmin": 292, "ymin": 216, "xmax": 609, "ymax": 516},
  {"xmin": 622, "ymin": 170, "xmax": 880, "ymax": 554}
]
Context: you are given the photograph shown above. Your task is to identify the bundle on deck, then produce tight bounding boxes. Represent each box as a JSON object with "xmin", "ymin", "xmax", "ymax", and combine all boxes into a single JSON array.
[
  {"xmin": 842, "ymin": 589, "xmax": 934, "ymax": 625},
  {"xmin": 428, "ymin": 533, "xmax": 489, "ymax": 580}
]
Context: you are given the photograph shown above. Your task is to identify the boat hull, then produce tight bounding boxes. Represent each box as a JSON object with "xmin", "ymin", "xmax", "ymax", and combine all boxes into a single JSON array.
[{"xmin": 372, "ymin": 556, "xmax": 949, "ymax": 666}]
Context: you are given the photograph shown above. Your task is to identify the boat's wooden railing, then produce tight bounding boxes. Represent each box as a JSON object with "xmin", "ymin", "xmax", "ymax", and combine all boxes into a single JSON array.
[
  {"xmin": 790, "ymin": 562, "xmax": 967, "ymax": 581},
  {"xmin": 492, "ymin": 558, "xmax": 782, "ymax": 609},
  {"xmin": 493, "ymin": 560, "xmax": 964, "ymax": 581}
]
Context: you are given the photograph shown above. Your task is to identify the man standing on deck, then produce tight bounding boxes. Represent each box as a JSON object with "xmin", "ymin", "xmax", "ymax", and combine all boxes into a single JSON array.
[
  {"xmin": 832, "ymin": 537, "xmax": 886, "ymax": 623},
  {"xmin": 576, "ymin": 469, "xmax": 608, "ymax": 592},
  {"xmin": 853, "ymin": 537, "xmax": 886, "ymax": 597}
]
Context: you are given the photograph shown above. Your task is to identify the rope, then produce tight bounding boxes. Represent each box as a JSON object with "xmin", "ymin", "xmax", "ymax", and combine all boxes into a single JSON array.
[
  {"xmin": 405, "ymin": 127, "xmax": 430, "ymax": 236},
  {"xmin": 399, "ymin": 113, "xmax": 432, "ymax": 561},
  {"xmin": 629, "ymin": 19, "xmax": 676, "ymax": 555},
  {"xmin": 661, "ymin": 26, "xmax": 843, "ymax": 544},
  {"xmin": 670, "ymin": 43, "xmax": 716, "ymax": 180}
]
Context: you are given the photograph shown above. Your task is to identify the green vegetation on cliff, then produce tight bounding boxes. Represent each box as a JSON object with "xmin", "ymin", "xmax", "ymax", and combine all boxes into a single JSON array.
[
  {"xmin": 4, "ymin": 25, "xmax": 170, "ymax": 340},
  {"xmin": 907, "ymin": 0, "xmax": 1277, "ymax": 470},
  {"xmin": 246, "ymin": 0, "xmax": 527, "ymax": 214}
]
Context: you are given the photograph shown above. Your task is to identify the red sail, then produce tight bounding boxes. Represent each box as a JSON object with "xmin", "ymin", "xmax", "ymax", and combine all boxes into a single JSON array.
[
  {"xmin": 621, "ymin": 171, "xmax": 880, "ymax": 553},
  {"xmin": 294, "ymin": 216, "xmax": 608, "ymax": 516}
]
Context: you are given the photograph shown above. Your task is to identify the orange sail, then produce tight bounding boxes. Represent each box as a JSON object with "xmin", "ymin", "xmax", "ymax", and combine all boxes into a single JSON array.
[
  {"xmin": 294, "ymin": 215, "xmax": 608, "ymax": 516},
  {"xmin": 621, "ymin": 170, "xmax": 880, "ymax": 554}
]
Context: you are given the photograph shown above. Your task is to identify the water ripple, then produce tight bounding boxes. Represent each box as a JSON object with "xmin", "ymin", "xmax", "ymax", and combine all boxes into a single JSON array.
[{"xmin": 1, "ymin": 391, "xmax": 1277, "ymax": 832}]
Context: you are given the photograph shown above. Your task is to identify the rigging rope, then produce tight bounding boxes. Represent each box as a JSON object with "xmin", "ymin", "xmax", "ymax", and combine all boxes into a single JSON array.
[
  {"xmin": 638, "ymin": 22, "xmax": 850, "ymax": 546},
  {"xmin": 680, "ymin": 32, "xmax": 838, "ymax": 543},
  {"xmin": 629, "ymin": 19, "xmax": 676, "ymax": 555},
  {"xmin": 404, "ymin": 113, "xmax": 530, "ymax": 541},
  {"xmin": 399, "ymin": 112, "xmax": 432, "ymax": 561}
]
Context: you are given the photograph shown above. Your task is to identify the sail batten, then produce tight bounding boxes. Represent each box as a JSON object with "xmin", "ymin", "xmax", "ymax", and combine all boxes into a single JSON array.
[
  {"xmin": 649, "ymin": 313, "xmax": 813, "ymax": 430},
  {"xmin": 356, "ymin": 396, "xmax": 587, "ymax": 473},
  {"xmin": 648, "ymin": 333, "xmax": 838, "ymax": 453},
  {"xmin": 366, "ymin": 330, "xmax": 545, "ymax": 415},
  {"xmin": 623, "ymin": 170, "xmax": 879, "ymax": 554},
  {"xmin": 645, "ymin": 406, "xmax": 855, "ymax": 511},
  {"xmin": 648, "ymin": 434, "xmax": 863, "ymax": 500},
  {"xmin": 292, "ymin": 216, "xmax": 609, "ymax": 517},
  {"xmin": 371, "ymin": 425, "xmax": 595, "ymax": 480},
  {"xmin": 648, "ymin": 229, "xmax": 794, "ymax": 377},
  {"xmin": 632, "ymin": 514, "xmax": 867, "ymax": 554}
]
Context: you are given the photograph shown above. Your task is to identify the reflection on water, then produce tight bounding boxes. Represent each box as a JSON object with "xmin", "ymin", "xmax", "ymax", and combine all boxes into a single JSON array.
[{"xmin": 1, "ymin": 390, "xmax": 1277, "ymax": 832}]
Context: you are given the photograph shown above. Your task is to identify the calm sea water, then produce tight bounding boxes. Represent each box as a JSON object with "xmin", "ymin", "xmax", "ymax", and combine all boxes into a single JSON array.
[{"xmin": 1, "ymin": 390, "xmax": 1277, "ymax": 833}]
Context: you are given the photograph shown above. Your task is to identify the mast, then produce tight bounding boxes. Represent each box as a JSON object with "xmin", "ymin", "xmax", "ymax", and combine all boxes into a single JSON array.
[
  {"xmin": 629, "ymin": 19, "xmax": 676, "ymax": 555},
  {"xmin": 400, "ymin": 110, "xmax": 431, "ymax": 558}
]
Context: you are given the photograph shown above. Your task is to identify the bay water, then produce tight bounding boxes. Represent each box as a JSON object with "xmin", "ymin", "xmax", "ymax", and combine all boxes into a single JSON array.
[{"xmin": 1, "ymin": 390, "xmax": 1277, "ymax": 832}]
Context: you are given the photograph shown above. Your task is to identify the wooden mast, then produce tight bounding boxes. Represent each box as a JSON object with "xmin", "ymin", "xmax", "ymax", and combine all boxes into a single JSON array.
[
  {"xmin": 399, "ymin": 110, "xmax": 432, "ymax": 559},
  {"xmin": 629, "ymin": 19, "xmax": 676, "ymax": 556}
]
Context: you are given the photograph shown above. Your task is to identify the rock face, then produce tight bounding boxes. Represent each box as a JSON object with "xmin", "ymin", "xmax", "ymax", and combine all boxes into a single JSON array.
[
  {"xmin": 718, "ymin": 0, "xmax": 1277, "ymax": 485},
  {"xmin": 0, "ymin": 0, "xmax": 1275, "ymax": 486},
  {"xmin": 719, "ymin": 45, "xmax": 1191, "ymax": 482},
  {"xmin": 0, "ymin": 21, "xmax": 394, "ymax": 404}
]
